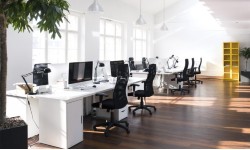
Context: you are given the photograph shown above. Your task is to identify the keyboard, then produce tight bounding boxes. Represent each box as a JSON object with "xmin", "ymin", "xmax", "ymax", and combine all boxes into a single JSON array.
[{"xmin": 72, "ymin": 85, "xmax": 94, "ymax": 90}]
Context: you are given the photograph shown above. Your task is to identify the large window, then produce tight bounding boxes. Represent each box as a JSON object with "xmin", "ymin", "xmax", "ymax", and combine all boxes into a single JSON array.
[
  {"xmin": 100, "ymin": 19, "xmax": 124, "ymax": 61},
  {"xmin": 32, "ymin": 12, "xmax": 83, "ymax": 65},
  {"xmin": 133, "ymin": 27, "xmax": 148, "ymax": 61}
]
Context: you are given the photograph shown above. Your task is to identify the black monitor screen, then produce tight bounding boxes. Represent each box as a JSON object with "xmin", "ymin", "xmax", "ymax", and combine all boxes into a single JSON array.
[
  {"xmin": 110, "ymin": 60, "xmax": 125, "ymax": 77},
  {"xmin": 68, "ymin": 61, "xmax": 93, "ymax": 84},
  {"xmin": 33, "ymin": 63, "xmax": 49, "ymax": 86}
]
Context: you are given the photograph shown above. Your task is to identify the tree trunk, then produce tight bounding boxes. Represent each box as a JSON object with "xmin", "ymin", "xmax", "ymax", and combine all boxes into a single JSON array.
[{"xmin": 0, "ymin": 13, "xmax": 7, "ymax": 125}]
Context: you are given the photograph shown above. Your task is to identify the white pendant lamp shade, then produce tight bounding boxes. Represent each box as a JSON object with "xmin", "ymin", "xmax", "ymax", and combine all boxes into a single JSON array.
[
  {"xmin": 136, "ymin": 14, "xmax": 147, "ymax": 25},
  {"xmin": 161, "ymin": 22, "xmax": 168, "ymax": 31},
  {"xmin": 88, "ymin": 0, "xmax": 104, "ymax": 12},
  {"xmin": 136, "ymin": 0, "xmax": 146, "ymax": 25}
]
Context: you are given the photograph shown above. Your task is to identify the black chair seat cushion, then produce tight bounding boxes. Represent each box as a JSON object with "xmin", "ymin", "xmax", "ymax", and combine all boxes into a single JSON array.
[
  {"xmin": 92, "ymin": 99, "xmax": 115, "ymax": 109},
  {"xmin": 134, "ymin": 90, "xmax": 147, "ymax": 97}
]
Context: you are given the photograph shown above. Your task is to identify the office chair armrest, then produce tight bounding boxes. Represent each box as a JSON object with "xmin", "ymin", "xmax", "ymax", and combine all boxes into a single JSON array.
[
  {"xmin": 128, "ymin": 83, "xmax": 140, "ymax": 96},
  {"xmin": 129, "ymin": 83, "xmax": 140, "ymax": 91}
]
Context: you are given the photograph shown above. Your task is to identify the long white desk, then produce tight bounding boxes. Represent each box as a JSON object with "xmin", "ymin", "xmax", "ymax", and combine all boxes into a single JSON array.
[
  {"xmin": 6, "ymin": 77, "xmax": 145, "ymax": 149},
  {"xmin": 131, "ymin": 68, "xmax": 183, "ymax": 92}
]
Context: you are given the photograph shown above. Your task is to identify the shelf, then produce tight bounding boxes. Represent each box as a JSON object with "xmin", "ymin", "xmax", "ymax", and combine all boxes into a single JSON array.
[{"xmin": 223, "ymin": 42, "xmax": 239, "ymax": 81}]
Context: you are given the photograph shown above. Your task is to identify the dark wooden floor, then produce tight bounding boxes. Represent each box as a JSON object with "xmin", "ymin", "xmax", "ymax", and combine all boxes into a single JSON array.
[{"xmin": 29, "ymin": 79, "xmax": 250, "ymax": 149}]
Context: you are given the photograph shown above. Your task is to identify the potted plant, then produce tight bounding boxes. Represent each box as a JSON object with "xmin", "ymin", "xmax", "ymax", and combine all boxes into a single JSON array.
[
  {"xmin": 0, "ymin": 1, "xmax": 69, "ymax": 148},
  {"xmin": 240, "ymin": 47, "xmax": 250, "ymax": 71}
]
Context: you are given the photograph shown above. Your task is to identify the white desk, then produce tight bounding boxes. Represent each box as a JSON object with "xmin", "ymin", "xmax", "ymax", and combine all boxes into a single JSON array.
[
  {"xmin": 6, "ymin": 77, "xmax": 145, "ymax": 149},
  {"xmin": 131, "ymin": 68, "xmax": 182, "ymax": 91}
]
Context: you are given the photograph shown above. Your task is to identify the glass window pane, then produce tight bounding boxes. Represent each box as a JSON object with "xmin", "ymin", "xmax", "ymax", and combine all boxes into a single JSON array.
[
  {"xmin": 100, "ymin": 20, "xmax": 104, "ymax": 35},
  {"xmin": 68, "ymin": 33, "xmax": 78, "ymax": 50},
  {"xmin": 68, "ymin": 33, "xmax": 78, "ymax": 62},
  {"xmin": 100, "ymin": 37, "xmax": 104, "ymax": 60},
  {"xmin": 142, "ymin": 41, "xmax": 147, "ymax": 56},
  {"xmin": 136, "ymin": 29, "xmax": 142, "ymax": 39},
  {"xmin": 68, "ymin": 49, "xmax": 77, "ymax": 62},
  {"xmin": 32, "ymin": 48, "xmax": 46, "ymax": 64},
  {"xmin": 116, "ymin": 24, "xmax": 121, "ymax": 37},
  {"xmin": 48, "ymin": 32, "xmax": 66, "ymax": 63},
  {"xmin": 58, "ymin": 20, "xmax": 66, "ymax": 30},
  {"xmin": 48, "ymin": 48, "xmax": 66, "ymax": 63},
  {"xmin": 105, "ymin": 37, "xmax": 115, "ymax": 60},
  {"xmin": 116, "ymin": 39, "xmax": 122, "ymax": 59},
  {"xmin": 68, "ymin": 15, "xmax": 78, "ymax": 31},
  {"xmin": 143, "ymin": 30, "xmax": 147, "ymax": 40},
  {"xmin": 135, "ymin": 41, "xmax": 142, "ymax": 61},
  {"xmin": 106, "ymin": 21, "xmax": 115, "ymax": 36},
  {"xmin": 33, "ymin": 28, "xmax": 46, "ymax": 49},
  {"xmin": 48, "ymin": 32, "xmax": 65, "ymax": 49}
]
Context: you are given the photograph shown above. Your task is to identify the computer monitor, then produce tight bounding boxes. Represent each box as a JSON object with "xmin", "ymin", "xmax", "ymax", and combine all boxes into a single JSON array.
[
  {"xmin": 33, "ymin": 63, "xmax": 49, "ymax": 86},
  {"xmin": 68, "ymin": 61, "xmax": 93, "ymax": 84},
  {"xmin": 110, "ymin": 60, "xmax": 124, "ymax": 77}
]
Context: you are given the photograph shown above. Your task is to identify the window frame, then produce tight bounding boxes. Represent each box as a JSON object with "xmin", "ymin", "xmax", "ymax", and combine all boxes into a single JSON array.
[
  {"xmin": 133, "ymin": 27, "xmax": 149, "ymax": 61},
  {"xmin": 32, "ymin": 11, "xmax": 83, "ymax": 65},
  {"xmin": 99, "ymin": 18, "xmax": 124, "ymax": 61}
]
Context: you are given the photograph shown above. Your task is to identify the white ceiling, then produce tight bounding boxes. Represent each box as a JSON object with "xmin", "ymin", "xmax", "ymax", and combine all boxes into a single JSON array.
[
  {"xmin": 201, "ymin": 0, "xmax": 250, "ymax": 29},
  {"xmin": 118, "ymin": 0, "xmax": 179, "ymax": 14},
  {"xmin": 117, "ymin": 0, "xmax": 250, "ymax": 30}
]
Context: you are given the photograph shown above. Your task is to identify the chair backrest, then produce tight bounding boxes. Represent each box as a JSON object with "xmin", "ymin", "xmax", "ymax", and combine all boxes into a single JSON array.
[
  {"xmin": 142, "ymin": 57, "xmax": 147, "ymax": 69},
  {"xmin": 189, "ymin": 58, "xmax": 195, "ymax": 75},
  {"xmin": 129, "ymin": 60, "xmax": 136, "ymax": 70},
  {"xmin": 144, "ymin": 64, "xmax": 156, "ymax": 97},
  {"xmin": 197, "ymin": 57, "xmax": 202, "ymax": 73},
  {"xmin": 182, "ymin": 59, "xmax": 189, "ymax": 80},
  {"xmin": 113, "ymin": 77, "xmax": 128, "ymax": 109},
  {"xmin": 118, "ymin": 64, "xmax": 129, "ymax": 79}
]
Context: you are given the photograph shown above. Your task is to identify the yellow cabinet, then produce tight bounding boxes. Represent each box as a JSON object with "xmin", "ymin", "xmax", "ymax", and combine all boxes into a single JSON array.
[{"xmin": 223, "ymin": 42, "xmax": 239, "ymax": 80}]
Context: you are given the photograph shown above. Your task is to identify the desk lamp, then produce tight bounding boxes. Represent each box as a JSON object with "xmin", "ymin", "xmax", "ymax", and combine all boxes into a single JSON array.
[
  {"xmin": 93, "ymin": 61, "xmax": 106, "ymax": 84},
  {"xmin": 173, "ymin": 56, "xmax": 179, "ymax": 68},
  {"xmin": 167, "ymin": 55, "xmax": 174, "ymax": 69},
  {"xmin": 21, "ymin": 68, "xmax": 51, "ymax": 95}
]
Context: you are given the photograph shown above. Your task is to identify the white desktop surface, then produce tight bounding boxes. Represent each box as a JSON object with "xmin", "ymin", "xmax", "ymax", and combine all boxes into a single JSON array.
[
  {"xmin": 6, "ymin": 77, "xmax": 145, "ymax": 149},
  {"xmin": 131, "ymin": 68, "xmax": 183, "ymax": 91}
]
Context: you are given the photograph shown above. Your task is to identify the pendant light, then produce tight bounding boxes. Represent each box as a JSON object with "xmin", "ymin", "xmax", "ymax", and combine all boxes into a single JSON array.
[
  {"xmin": 161, "ymin": 0, "xmax": 168, "ymax": 31},
  {"xmin": 136, "ymin": 0, "xmax": 146, "ymax": 25},
  {"xmin": 88, "ymin": 0, "xmax": 104, "ymax": 12}
]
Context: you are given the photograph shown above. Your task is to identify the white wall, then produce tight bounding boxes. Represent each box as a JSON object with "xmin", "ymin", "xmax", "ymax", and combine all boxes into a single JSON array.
[
  {"xmin": 7, "ymin": 27, "xmax": 32, "ymax": 90},
  {"xmin": 6, "ymin": 0, "xmax": 154, "ymax": 90},
  {"xmin": 69, "ymin": 0, "xmax": 154, "ymax": 60},
  {"xmin": 154, "ymin": 0, "xmax": 250, "ymax": 77}
]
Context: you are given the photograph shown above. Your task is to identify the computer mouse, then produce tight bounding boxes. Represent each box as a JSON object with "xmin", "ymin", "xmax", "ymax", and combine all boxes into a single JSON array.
[{"xmin": 93, "ymin": 85, "xmax": 96, "ymax": 88}]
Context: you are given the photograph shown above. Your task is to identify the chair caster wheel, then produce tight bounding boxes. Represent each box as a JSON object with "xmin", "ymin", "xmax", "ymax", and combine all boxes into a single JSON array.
[
  {"xmin": 127, "ymin": 130, "xmax": 130, "ymax": 134},
  {"xmin": 104, "ymin": 131, "xmax": 109, "ymax": 137}
]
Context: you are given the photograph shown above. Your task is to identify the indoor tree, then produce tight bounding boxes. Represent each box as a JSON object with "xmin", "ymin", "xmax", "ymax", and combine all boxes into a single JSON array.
[
  {"xmin": 0, "ymin": 0, "xmax": 69, "ymax": 125},
  {"xmin": 240, "ymin": 47, "xmax": 250, "ymax": 71}
]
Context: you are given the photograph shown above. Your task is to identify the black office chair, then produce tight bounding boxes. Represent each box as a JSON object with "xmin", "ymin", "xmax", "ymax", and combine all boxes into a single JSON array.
[
  {"xmin": 170, "ymin": 59, "xmax": 190, "ymax": 95},
  {"xmin": 142, "ymin": 57, "xmax": 147, "ymax": 69},
  {"xmin": 190, "ymin": 58, "xmax": 203, "ymax": 86},
  {"xmin": 128, "ymin": 57, "xmax": 136, "ymax": 71},
  {"xmin": 128, "ymin": 64, "xmax": 157, "ymax": 115},
  {"xmin": 92, "ymin": 65, "xmax": 130, "ymax": 137},
  {"xmin": 186, "ymin": 58, "xmax": 195, "ymax": 87}
]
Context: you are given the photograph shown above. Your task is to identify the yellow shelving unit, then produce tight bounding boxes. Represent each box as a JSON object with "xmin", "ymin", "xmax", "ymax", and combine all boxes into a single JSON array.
[{"xmin": 223, "ymin": 42, "xmax": 239, "ymax": 81}]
